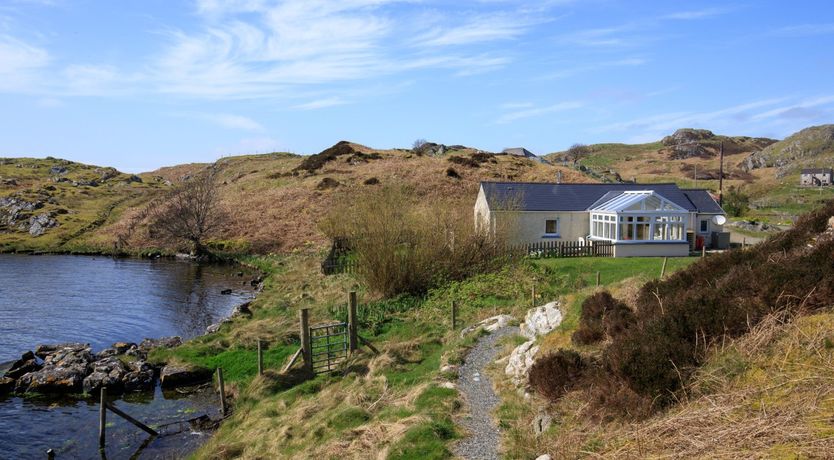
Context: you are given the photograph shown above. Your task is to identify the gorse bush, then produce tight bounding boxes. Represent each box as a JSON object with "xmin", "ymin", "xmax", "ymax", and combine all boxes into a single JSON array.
[{"xmin": 320, "ymin": 185, "xmax": 509, "ymax": 296}]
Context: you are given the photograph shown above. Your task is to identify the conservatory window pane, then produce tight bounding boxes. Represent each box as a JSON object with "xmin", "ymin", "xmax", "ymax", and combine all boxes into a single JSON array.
[{"xmin": 636, "ymin": 223, "xmax": 650, "ymax": 240}]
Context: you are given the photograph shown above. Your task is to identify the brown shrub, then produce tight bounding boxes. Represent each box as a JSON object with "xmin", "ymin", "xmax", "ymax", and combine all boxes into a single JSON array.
[
  {"xmin": 529, "ymin": 349, "xmax": 586, "ymax": 402},
  {"xmin": 572, "ymin": 291, "xmax": 634, "ymax": 345}
]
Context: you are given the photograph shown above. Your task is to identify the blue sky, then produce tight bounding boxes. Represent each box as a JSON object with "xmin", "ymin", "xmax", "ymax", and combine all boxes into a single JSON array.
[{"xmin": 1, "ymin": 0, "xmax": 833, "ymax": 172}]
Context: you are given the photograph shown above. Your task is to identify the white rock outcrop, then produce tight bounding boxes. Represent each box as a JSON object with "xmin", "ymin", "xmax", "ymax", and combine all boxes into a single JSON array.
[
  {"xmin": 460, "ymin": 314, "xmax": 514, "ymax": 338},
  {"xmin": 520, "ymin": 301, "xmax": 563, "ymax": 339},
  {"xmin": 505, "ymin": 340, "xmax": 539, "ymax": 386}
]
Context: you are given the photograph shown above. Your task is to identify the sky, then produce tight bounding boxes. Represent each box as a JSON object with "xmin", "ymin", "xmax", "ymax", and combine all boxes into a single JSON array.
[{"xmin": 1, "ymin": 0, "xmax": 833, "ymax": 173}]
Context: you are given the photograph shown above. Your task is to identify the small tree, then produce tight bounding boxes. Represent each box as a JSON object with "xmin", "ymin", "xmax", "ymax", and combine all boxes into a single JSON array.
[
  {"xmin": 151, "ymin": 168, "xmax": 225, "ymax": 256},
  {"xmin": 567, "ymin": 143, "xmax": 591, "ymax": 165},
  {"xmin": 722, "ymin": 186, "xmax": 749, "ymax": 217}
]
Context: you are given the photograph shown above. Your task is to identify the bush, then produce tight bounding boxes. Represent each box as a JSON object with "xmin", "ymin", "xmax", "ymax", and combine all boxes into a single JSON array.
[
  {"xmin": 320, "ymin": 185, "xmax": 509, "ymax": 296},
  {"xmin": 603, "ymin": 200, "xmax": 834, "ymax": 407},
  {"xmin": 528, "ymin": 349, "xmax": 586, "ymax": 402},
  {"xmin": 572, "ymin": 291, "xmax": 634, "ymax": 345},
  {"xmin": 722, "ymin": 185, "xmax": 749, "ymax": 217}
]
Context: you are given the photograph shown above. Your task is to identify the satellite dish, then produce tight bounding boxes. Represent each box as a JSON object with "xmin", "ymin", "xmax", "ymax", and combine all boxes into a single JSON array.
[{"xmin": 712, "ymin": 215, "xmax": 727, "ymax": 225}]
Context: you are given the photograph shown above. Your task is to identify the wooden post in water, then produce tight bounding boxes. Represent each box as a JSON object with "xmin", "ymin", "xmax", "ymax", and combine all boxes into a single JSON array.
[
  {"xmin": 451, "ymin": 300, "xmax": 458, "ymax": 330},
  {"xmin": 348, "ymin": 291, "xmax": 358, "ymax": 353},
  {"xmin": 300, "ymin": 308, "xmax": 312, "ymax": 373},
  {"xmin": 99, "ymin": 387, "xmax": 107, "ymax": 448},
  {"xmin": 217, "ymin": 368, "xmax": 227, "ymax": 416},
  {"xmin": 660, "ymin": 257, "xmax": 668, "ymax": 278},
  {"xmin": 257, "ymin": 340, "xmax": 264, "ymax": 376},
  {"xmin": 596, "ymin": 271, "xmax": 601, "ymax": 287},
  {"xmin": 46, "ymin": 449, "xmax": 55, "ymax": 460}
]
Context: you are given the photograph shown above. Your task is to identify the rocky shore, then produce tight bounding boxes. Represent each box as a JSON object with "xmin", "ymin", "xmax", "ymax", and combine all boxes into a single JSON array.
[{"xmin": 0, "ymin": 337, "xmax": 214, "ymax": 397}]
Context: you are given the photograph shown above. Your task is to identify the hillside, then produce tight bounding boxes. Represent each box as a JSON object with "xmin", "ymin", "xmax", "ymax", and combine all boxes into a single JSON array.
[
  {"xmin": 547, "ymin": 125, "xmax": 834, "ymax": 222},
  {"xmin": 1, "ymin": 143, "xmax": 588, "ymax": 254},
  {"xmin": 0, "ymin": 157, "xmax": 168, "ymax": 252}
]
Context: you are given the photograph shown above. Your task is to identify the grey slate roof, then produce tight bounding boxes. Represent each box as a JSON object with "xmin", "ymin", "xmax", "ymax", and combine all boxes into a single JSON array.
[
  {"xmin": 801, "ymin": 168, "xmax": 833, "ymax": 175},
  {"xmin": 501, "ymin": 148, "xmax": 535, "ymax": 157},
  {"xmin": 681, "ymin": 189, "xmax": 724, "ymax": 214},
  {"xmin": 480, "ymin": 181, "xmax": 726, "ymax": 214}
]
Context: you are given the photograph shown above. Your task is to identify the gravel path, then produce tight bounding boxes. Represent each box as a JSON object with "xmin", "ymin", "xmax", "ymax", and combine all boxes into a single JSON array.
[{"xmin": 453, "ymin": 326, "xmax": 515, "ymax": 460}]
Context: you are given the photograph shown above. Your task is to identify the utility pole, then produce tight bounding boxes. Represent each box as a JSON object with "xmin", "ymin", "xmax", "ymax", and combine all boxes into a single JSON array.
[{"xmin": 718, "ymin": 141, "xmax": 725, "ymax": 205}]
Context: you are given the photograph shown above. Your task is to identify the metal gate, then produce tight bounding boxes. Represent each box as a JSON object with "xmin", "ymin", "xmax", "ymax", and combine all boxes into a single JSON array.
[{"xmin": 309, "ymin": 322, "xmax": 348, "ymax": 374}]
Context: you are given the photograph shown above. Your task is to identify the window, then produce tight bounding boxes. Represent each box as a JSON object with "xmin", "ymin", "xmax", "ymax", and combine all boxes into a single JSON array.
[
  {"xmin": 545, "ymin": 219, "xmax": 559, "ymax": 235},
  {"xmin": 700, "ymin": 220, "xmax": 709, "ymax": 233}
]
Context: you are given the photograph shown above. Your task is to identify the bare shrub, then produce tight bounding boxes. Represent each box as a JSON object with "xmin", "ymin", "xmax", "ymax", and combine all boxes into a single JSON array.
[
  {"xmin": 149, "ymin": 168, "xmax": 226, "ymax": 256},
  {"xmin": 320, "ymin": 185, "xmax": 509, "ymax": 296},
  {"xmin": 572, "ymin": 291, "xmax": 633, "ymax": 345}
]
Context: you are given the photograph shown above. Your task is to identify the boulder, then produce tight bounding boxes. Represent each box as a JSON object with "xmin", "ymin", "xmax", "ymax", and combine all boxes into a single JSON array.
[
  {"xmin": 83, "ymin": 371, "xmax": 123, "ymax": 394},
  {"xmin": 520, "ymin": 302, "xmax": 563, "ymax": 339},
  {"xmin": 160, "ymin": 364, "xmax": 212, "ymax": 389},
  {"xmin": 15, "ymin": 365, "xmax": 87, "ymax": 393},
  {"xmin": 43, "ymin": 345, "xmax": 94, "ymax": 371},
  {"xmin": 34, "ymin": 343, "xmax": 89, "ymax": 359},
  {"xmin": 460, "ymin": 314, "xmax": 514, "ymax": 337},
  {"xmin": 232, "ymin": 302, "xmax": 252, "ymax": 317},
  {"xmin": 532, "ymin": 413, "xmax": 552, "ymax": 436},
  {"xmin": 535, "ymin": 455, "xmax": 553, "ymax": 460},
  {"xmin": 123, "ymin": 361, "xmax": 155, "ymax": 392},
  {"xmin": 112, "ymin": 342, "xmax": 137, "ymax": 354},
  {"xmin": 4, "ymin": 351, "xmax": 41, "ymax": 379},
  {"xmin": 0, "ymin": 377, "xmax": 14, "ymax": 394},
  {"xmin": 505, "ymin": 340, "xmax": 539, "ymax": 386},
  {"xmin": 139, "ymin": 336, "xmax": 182, "ymax": 353},
  {"xmin": 220, "ymin": 289, "xmax": 233, "ymax": 295}
]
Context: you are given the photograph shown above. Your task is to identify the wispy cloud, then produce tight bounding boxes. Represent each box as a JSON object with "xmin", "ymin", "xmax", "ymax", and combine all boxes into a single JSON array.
[
  {"xmin": 0, "ymin": 34, "xmax": 50, "ymax": 90},
  {"xmin": 496, "ymin": 101, "xmax": 584, "ymax": 124},
  {"xmin": 292, "ymin": 96, "xmax": 348, "ymax": 110},
  {"xmin": 411, "ymin": 13, "xmax": 541, "ymax": 47},
  {"xmin": 772, "ymin": 23, "xmax": 834, "ymax": 37},
  {"xmin": 537, "ymin": 57, "xmax": 647, "ymax": 80},
  {"xmin": 185, "ymin": 112, "xmax": 265, "ymax": 131},
  {"xmin": 751, "ymin": 95, "xmax": 834, "ymax": 121},
  {"xmin": 662, "ymin": 7, "xmax": 730, "ymax": 20}
]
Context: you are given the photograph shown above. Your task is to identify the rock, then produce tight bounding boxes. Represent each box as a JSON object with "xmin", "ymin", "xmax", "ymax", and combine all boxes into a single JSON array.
[
  {"xmin": 220, "ymin": 288, "xmax": 233, "ymax": 295},
  {"xmin": 535, "ymin": 455, "xmax": 552, "ymax": 460},
  {"xmin": 316, "ymin": 177, "xmax": 340, "ymax": 190},
  {"xmin": 205, "ymin": 323, "xmax": 222, "ymax": 334},
  {"xmin": 49, "ymin": 166, "xmax": 68, "ymax": 175},
  {"xmin": 232, "ymin": 302, "xmax": 252, "ymax": 317},
  {"xmin": 440, "ymin": 364, "xmax": 459, "ymax": 374},
  {"xmin": 96, "ymin": 348, "xmax": 119, "ymax": 359},
  {"xmin": 363, "ymin": 177, "xmax": 380, "ymax": 185},
  {"xmin": 43, "ymin": 345, "xmax": 94, "ymax": 370},
  {"xmin": 460, "ymin": 314, "xmax": 515, "ymax": 337},
  {"xmin": 126, "ymin": 174, "xmax": 143, "ymax": 183},
  {"xmin": 0, "ymin": 377, "xmax": 14, "ymax": 394},
  {"xmin": 15, "ymin": 365, "xmax": 87, "ymax": 393},
  {"xmin": 532, "ymin": 413, "xmax": 552, "ymax": 436},
  {"xmin": 159, "ymin": 364, "xmax": 212, "ymax": 388},
  {"xmin": 520, "ymin": 302, "xmax": 563, "ymax": 339},
  {"xmin": 439, "ymin": 381, "xmax": 456, "ymax": 390},
  {"xmin": 34, "ymin": 342, "xmax": 89, "ymax": 359},
  {"xmin": 505, "ymin": 340, "xmax": 539, "ymax": 386},
  {"xmin": 4, "ymin": 351, "xmax": 40, "ymax": 379},
  {"xmin": 123, "ymin": 369, "xmax": 155, "ymax": 392},
  {"xmin": 139, "ymin": 336, "xmax": 182, "ymax": 353},
  {"xmin": 83, "ymin": 371, "xmax": 123, "ymax": 394},
  {"xmin": 112, "ymin": 342, "xmax": 136, "ymax": 354}
]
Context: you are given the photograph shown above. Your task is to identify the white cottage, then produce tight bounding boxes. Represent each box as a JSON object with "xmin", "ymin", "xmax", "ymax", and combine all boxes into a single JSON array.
[{"xmin": 474, "ymin": 181, "xmax": 727, "ymax": 257}]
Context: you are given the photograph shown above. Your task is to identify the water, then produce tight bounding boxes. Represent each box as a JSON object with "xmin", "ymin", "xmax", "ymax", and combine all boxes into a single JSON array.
[{"xmin": 0, "ymin": 254, "xmax": 258, "ymax": 459}]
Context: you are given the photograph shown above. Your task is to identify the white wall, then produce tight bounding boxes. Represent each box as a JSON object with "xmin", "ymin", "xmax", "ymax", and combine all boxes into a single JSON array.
[{"xmin": 613, "ymin": 242, "xmax": 690, "ymax": 257}]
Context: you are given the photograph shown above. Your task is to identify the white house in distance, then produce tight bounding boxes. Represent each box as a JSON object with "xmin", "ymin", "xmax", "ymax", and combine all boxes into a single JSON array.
[{"xmin": 474, "ymin": 181, "xmax": 728, "ymax": 257}]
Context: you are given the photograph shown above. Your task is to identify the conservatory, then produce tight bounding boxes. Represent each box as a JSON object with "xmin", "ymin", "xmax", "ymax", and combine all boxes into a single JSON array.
[{"xmin": 588, "ymin": 191, "xmax": 688, "ymax": 243}]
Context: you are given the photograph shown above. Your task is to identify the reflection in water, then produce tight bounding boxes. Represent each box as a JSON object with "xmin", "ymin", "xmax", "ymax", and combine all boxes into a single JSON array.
[{"xmin": 0, "ymin": 254, "xmax": 256, "ymax": 459}]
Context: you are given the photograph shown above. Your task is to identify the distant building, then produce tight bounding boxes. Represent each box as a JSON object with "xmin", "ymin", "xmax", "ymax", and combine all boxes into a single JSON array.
[
  {"xmin": 800, "ymin": 168, "xmax": 833, "ymax": 186},
  {"xmin": 501, "ymin": 147, "xmax": 536, "ymax": 159}
]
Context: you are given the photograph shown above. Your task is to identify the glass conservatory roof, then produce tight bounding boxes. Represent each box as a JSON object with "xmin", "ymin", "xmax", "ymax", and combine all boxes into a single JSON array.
[{"xmin": 589, "ymin": 190, "xmax": 688, "ymax": 213}]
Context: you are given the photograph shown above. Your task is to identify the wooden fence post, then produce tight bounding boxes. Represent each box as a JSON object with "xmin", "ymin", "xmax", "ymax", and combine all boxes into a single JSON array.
[
  {"xmin": 660, "ymin": 256, "xmax": 668, "ymax": 278},
  {"xmin": 99, "ymin": 387, "xmax": 107, "ymax": 448},
  {"xmin": 348, "ymin": 291, "xmax": 358, "ymax": 353},
  {"xmin": 257, "ymin": 340, "xmax": 264, "ymax": 376},
  {"xmin": 596, "ymin": 271, "xmax": 600, "ymax": 287},
  {"xmin": 531, "ymin": 285, "xmax": 536, "ymax": 307},
  {"xmin": 701, "ymin": 246, "xmax": 706, "ymax": 258},
  {"xmin": 217, "ymin": 368, "xmax": 227, "ymax": 416},
  {"xmin": 300, "ymin": 308, "xmax": 312, "ymax": 373},
  {"xmin": 451, "ymin": 300, "xmax": 458, "ymax": 330},
  {"xmin": 742, "ymin": 237, "xmax": 746, "ymax": 248}
]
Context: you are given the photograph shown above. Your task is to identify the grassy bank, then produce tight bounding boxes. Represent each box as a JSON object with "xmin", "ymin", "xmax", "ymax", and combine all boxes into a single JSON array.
[{"xmin": 143, "ymin": 252, "xmax": 696, "ymax": 459}]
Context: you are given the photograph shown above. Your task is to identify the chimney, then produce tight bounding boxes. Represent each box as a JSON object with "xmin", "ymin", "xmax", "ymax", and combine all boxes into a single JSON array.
[{"xmin": 556, "ymin": 170, "xmax": 562, "ymax": 184}]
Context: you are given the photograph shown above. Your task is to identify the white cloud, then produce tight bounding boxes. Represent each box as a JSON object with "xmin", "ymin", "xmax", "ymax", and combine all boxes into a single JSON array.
[
  {"xmin": 496, "ymin": 101, "xmax": 584, "ymax": 124},
  {"xmin": 772, "ymin": 23, "xmax": 834, "ymax": 37},
  {"xmin": 0, "ymin": 34, "xmax": 49, "ymax": 90},
  {"xmin": 751, "ymin": 95, "xmax": 834, "ymax": 121},
  {"xmin": 662, "ymin": 7, "xmax": 729, "ymax": 20},
  {"xmin": 411, "ymin": 13, "xmax": 540, "ymax": 47},
  {"xmin": 185, "ymin": 112, "xmax": 265, "ymax": 131},
  {"xmin": 292, "ymin": 97, "xmax": 348, "ymax": 110},
  {"xmin": 537, "ymin": 57, "xmax": 647, "ymax": 80}
]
